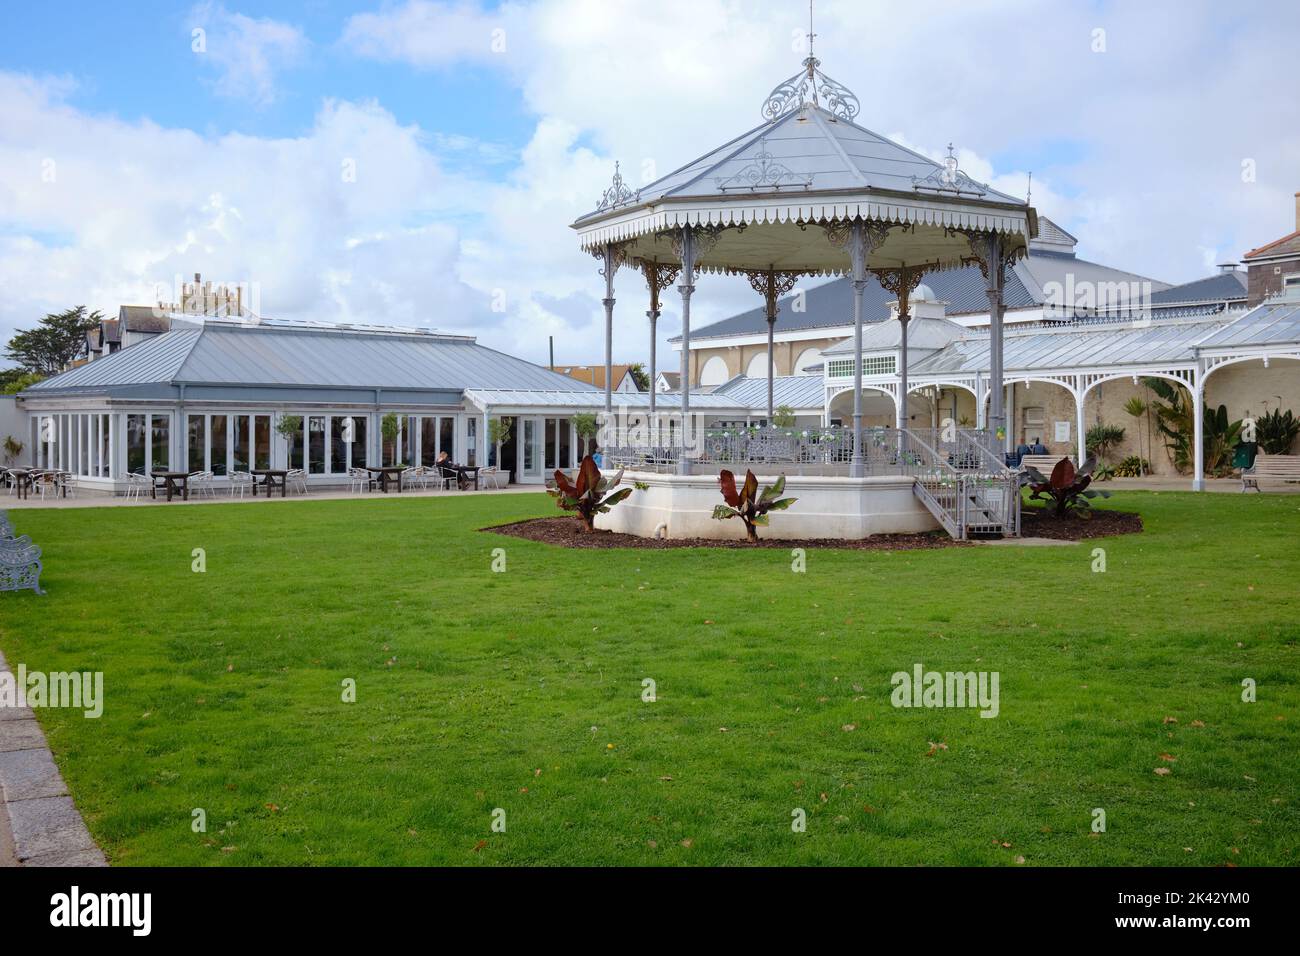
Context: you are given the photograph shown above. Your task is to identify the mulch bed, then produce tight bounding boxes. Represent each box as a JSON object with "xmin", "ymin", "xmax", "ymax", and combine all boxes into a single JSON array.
[
  {"xmin": 486, "ymin": 509, "xmax": 1143, "ymax": 550},
  {"xmin": 1019, "ymin": 505, "xmax": 1144, "ymax": 540}
]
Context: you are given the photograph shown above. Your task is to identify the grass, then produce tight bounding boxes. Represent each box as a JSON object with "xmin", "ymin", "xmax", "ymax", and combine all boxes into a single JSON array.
[{"xmin": 1, "ymin": 490, "xmax": 1297, "ymax": 866}]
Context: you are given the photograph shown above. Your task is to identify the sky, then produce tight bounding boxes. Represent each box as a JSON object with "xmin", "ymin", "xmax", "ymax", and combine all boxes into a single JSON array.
[{"xmin": 2, "ymin": 0, "xmax": 1299, "ymax": 370}]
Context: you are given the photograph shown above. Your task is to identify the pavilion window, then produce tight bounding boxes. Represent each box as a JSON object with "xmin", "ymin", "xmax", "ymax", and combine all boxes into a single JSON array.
[
  {"xmin": 210, "ymin": 415, "xmax": 229, "ymax": 476},
  {"xmin": 127, "ymin": 414, "xmax": 146, "ymax": 474},
  {"xmin": 188, "ymin": 415, "xmax": 206, "ymax": 473},
  {"xmin": 254, "ymin": 415, "xmax": 271, "ymax": 470},
  {"xmin": 439, "ymin": 417, "xmax": 454, "ymax": 463},
  {"xmin": 308, "ymin": 416, "xmax": 326, "ymax": 474},
  {"xmin": 151, "ymin": 414, "xmax": 170, "ymax": 471},
  {"xmin": 544, "ymin": 418, "xmax": 557, "ymax": 470},
  {"xmin": 288, "ymin": 418, "xmax": 304, "ymax": 470},
  {"xmin": 523, "ymin": 418, "xmax": 536, "ymax": 472},
  {"xmin": 466, "ymin": 417, "xmax": 477, "ymax": 467},
  {"xmin": 330, "ymin": 416, "xmax": 348, "ymax": 473},
  {"xmin": 349, "ymin": 416, "xmax": 367, "ymax": 469},
  {"xmin": 233, "ymin": 416, "xmax": 250, "ymax": 472},
  {"xmin": 99, "ymin": 414, "xmax": 110, "ymax": 477},
  {"xmin": 403, "ymin": 417, "xmax": 418, "ymax": 466},
  {"xmin": 420, "ymin": 417, "xmax": 438, "ymax": 467}
]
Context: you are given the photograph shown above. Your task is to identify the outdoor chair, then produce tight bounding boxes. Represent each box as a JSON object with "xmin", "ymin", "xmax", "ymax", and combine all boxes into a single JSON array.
[
  {"xmin": 190, "ymin": 470, "xmax": 216, "ymax": 498},
  {"xmin": 286, "ymin": 468, "xmax": 308, "ymax": 495},
  {"xmin": 124, "ymin": 472, "xmax": 148, "ymax": 501},
  {"xmin": 60, "ymin": 473, "xmax": 78, "ymax": 499},
  {"xmin": 347, "ymin": 467, "xmax": 372, "ymax": 494},
  {"xmin": 0, "ymin": 533, "xmax": 44, "ymax": 595},
  {"xmin": 437, "ymin": 464, "xmax": 461, "ymax": 491},
  {"xmin": 479, "ymin": 466, "xmax": 503, "ymax": 489},
  {"xmin": 228, "ymin": 471, "xmax": 253, "ymax": 498}
]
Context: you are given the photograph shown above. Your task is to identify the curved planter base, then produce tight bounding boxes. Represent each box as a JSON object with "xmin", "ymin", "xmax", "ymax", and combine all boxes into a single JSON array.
[{"xmin": 597, "ymin": 471, "xmax": 940, "ymax": 540}]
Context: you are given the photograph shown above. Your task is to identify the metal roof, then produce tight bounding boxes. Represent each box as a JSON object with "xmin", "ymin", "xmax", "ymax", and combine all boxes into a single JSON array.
[
  {"xmin": 1193, "ymin": 300, "xmax": 1300, "ymax": 349},
  {"xmin": 1149, "ymin": 271, "xmax": 1247, "ymax": 306},
  {"xmin": 585, "ymin": 105, "xmax": 1025, "ymax": 215},
  {"xmin": 910, "ymin": 316, "xmax": 1234, "ymax": 375},
  {"xmin": 821, "ymin": 315, "xmax": 968, "ymax": 354},
  {"xmin": 463, "ymin": 388, "xmax": 743, "ymax": 411},
  {"xmin": 676, "ymin": 262, "xmax": 1037, "ymax": 342},
  {"xmin": 27, "ymin": 320, "xmax": 594, "ymax": 396},
  {"xmin": 711, "ymin": 374, "xmax": 825, "ymax": 409}
]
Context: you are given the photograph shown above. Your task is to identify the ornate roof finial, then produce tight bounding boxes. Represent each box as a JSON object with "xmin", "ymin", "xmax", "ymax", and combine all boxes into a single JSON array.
[
  {"xmin": 595, "ymin": 160, "xmax": 637, "ymax": 212},
  {"xmin": 1026, "ymin": 171, "xmax": 1033, "ymax": 205},
  {"xmin": 760, "ymin": 0, "xmax": 859, "ymax": 123},
  {"xmin": 910, "ymin": 143, "xmax": 989, "ymax": 197}
]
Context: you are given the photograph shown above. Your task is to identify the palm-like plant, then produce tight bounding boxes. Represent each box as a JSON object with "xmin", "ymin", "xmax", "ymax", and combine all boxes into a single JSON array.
[
  {"xmin": 1022, "ymin": 455, "xmax": 1110, "ymax": 518},
  {"xmin": 712, "ymin": 469, "xmax": 797, "ymax": 542},
  {"xmin": 548, "ymin": 455, "xmax": 639, "ymax": 531},
  {"xmin": 1122, "ymin": 397, "xmax": 1148, "ymax": 476},
  {"xmin": 1257, "ymin": 408, "xmax": 1300, "ymax": 455}
]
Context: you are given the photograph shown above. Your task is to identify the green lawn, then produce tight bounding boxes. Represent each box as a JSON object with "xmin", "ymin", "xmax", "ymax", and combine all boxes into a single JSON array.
[{"xmin": 1, "ymin": 490, "xmax": 1297, "ymax": 866}]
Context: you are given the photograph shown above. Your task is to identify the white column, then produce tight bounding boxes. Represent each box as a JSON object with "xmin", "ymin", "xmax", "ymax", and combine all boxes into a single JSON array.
[
  {"xmin": 1075, "ymin": 387, "xmax": 1087, "ymax": 464},
  {"xmin": 897, "ymin": 314, "xmax": 910, "ymax": 433},
  {"xmin": 676, "ymin": 227, "xmax": 696, "ymax": 475},
  {"xmin": 1192, "ymin": 367, "xmax": 1205, "ymax": 491},
  {"xmin": 847, "ymin": 223, "xmax": 868, "ymax": 477}
]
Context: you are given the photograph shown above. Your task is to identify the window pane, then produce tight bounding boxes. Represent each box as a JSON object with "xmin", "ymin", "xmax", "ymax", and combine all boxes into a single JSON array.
[
  {"xmin": 288, "ymin": 417, "xmax": 304, "ymax": 470},
  {"xmin": 558, "ymin": 418, "xmax": 570, "ymax": 469},
  {"xmin": 421, "ymin": 417, "xmax": 437, "ymax": 467},
  {"xmin": 466, "ymin": 417, "xmax": 477, "ymax": 467},
  {"xmin": 403, "ymin": 416, "xmax": 417, "ymax": 466},
  {"xmin": 329, "ymin": 417, "xmax": 347, "ymax": 473},
  {"xmin": 255, "ymin": 415, "xmax": 271, "ymax": 470},
  {"xmin": 523, "ymin": 419, "xmax": 535, "ymax": 471},
  {"xmin": 350, "ymin": 416, "xmax": 367, "ymax": 469},
  {"xmin": 210, "ymin": 416, "xmax": 228, "ymax": 475},
  {"xmin": 151, "ymin": 414, "xmax": 170, "ymax": 470},
  {"xmin": 308, "ymin": 416, "xmax": 326, "ymax": 474},
  {"xmin": 188, "ymin": 415, "xmax": 205, "ymax": 472},
  {"xmin": 233, "ymin": 416, "xmax": 250, "ymax": 471},
  {"xmin": 440, "ymin": 417, "xmax": 454, "ymax": 462},
  {"xmin": 544, "ymin": 418, "xmax": 557, "ymax": 470},
  {"xmin": 100, "ymin": 414, "xmax": 111, "ymax": 477},
  {"xmin": 127, "ymin": 415, "xmax": 146, "ymax": 473}
]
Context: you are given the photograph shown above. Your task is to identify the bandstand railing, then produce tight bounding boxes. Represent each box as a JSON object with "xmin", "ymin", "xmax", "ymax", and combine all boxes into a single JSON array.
[{"xmin": 601, "ymin": 425, "xmax": 1020, "ymax": 538}]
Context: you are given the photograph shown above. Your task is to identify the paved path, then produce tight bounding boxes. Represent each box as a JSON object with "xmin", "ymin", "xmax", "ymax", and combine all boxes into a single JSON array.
[{"xmin": 0, "ymin": 650, "xmax": 106, "ymax": 866}]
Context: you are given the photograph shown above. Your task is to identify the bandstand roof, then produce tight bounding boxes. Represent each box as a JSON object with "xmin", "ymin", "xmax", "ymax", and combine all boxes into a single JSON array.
[{"xmin": 571, "ymin": 58, "xmax": 1037, "ymax": 276}]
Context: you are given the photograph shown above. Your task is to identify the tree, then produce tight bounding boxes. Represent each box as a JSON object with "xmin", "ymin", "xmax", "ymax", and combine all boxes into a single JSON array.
[
  {"xmin": 488, "ymin": 417, "xmax": 512, "ymax": 469},
  {"xmin": 573, "ymin": 413, "xmax": 599, "ymax": 457},
  {"xmin": 2, "ymin": 369, "xmax": 45, "ymax": 394},
  {"xmin": 772, "ymin": 404, "xmax": 796, "ymax": 428},
  {"xmin": 627, "ymin": 363, "xmax": 650, "ymax": 392},
  {"xmin": 4, "ymin": 306, "xmax": 105, "ymax": 375}
]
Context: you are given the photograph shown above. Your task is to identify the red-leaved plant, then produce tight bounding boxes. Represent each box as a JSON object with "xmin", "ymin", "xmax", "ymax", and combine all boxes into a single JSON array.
[
  {"xmin": 712, "ymin": 469, "xmax": 797, "ymax": 542},
  {"xmin": 548, "ymin": 455, "xmax": 641, "ymax": 531},
  {"xmin": 1022, "ymin": 455, "xmax": 1110, "ymax": 518}
]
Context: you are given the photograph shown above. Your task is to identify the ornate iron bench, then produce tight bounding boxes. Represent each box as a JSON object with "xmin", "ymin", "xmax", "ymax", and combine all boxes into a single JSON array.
[
  {"xmin": 0, "ymin": 534, "xmax": 44, "ymax": 595},
  {"xmin": 0, "ymin": 510, "xmax": 13, "ymax": 539},
  {"xmin": 1242, "ymin": 455, "xmax": 1300, "ymax": 492}
]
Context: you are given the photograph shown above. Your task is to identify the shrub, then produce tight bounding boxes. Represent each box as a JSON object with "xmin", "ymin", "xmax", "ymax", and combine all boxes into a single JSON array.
[
  {"xmin": 712, "ymin": 469, "xmax": 797, "ymax": 542},
  {"xmin": 548, "ymin": 455, "xmax": 641, "ymax": 532},
  {"xmin": 1111, "ymin": 455, "xmax": 1149, "ymax": 478},
  {"xmin": 1256, "ymin": 408, "xmax": 1299, "ymax": 455},
  {"xmin": 1022, "ymin": 455, "xmax": 1110, "ymax": 518}
]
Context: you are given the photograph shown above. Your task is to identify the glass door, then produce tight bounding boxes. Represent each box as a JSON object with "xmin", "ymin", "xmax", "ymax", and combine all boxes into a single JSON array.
[{"xmin": 521, "ymin": 417, "xmax": 543, "ymax": 482}]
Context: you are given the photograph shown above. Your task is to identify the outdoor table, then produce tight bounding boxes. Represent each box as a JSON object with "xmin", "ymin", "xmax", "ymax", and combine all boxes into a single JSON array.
[
  {"xmin": 363, "ymin": 465, "xmax": 406, "ymax": 493},
  {"xmin": 7, "ymin": 468, "xmax": 35, "ymax": 501},
  {"xmin": 150, "ymin": 470, "xmax": 193, "ymax": 501},
  {"xmin": 439, "ymin": 465, "xmax": 480, "ymax": 490},
  {"xmin": 251, "ymin": 468, "xmax": 289, "ymax": 498}
]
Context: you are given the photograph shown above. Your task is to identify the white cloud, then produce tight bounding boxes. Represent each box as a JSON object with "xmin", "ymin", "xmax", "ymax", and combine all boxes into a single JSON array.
[
  {"xmin": 190, "ymin": 2, "xmax": 308, "ymax": 106},
  {"xmin": 341, "ymin": 0, "xmax": 515, "ymax": 68},
  {"xmin": 3, "ymin": 0, "xmax": 1300, "ymax": 372}
]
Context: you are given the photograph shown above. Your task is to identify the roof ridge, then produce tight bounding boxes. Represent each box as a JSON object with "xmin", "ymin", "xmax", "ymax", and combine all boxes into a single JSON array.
[{"xmin": 1244, "ymin": 228, "xmax": 1300, "ymax": 259}]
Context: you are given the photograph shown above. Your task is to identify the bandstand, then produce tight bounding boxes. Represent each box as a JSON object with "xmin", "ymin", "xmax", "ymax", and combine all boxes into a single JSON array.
[{"xmin": 570, "ymin": 39, "xmax": 1037, "ymax": 540}]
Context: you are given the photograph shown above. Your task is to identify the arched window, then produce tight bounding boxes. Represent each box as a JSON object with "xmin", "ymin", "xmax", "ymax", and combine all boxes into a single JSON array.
[
  {"xmin": 792, "ymin": 348, "xmax": 821, "ymax": 375},
  {"xmin": 745, "ymin": 352, "xmax": 770, "ymax": 378},
  {"xmin": 699, "ymin": 355, "xmax": 730, "ymax": 386}
]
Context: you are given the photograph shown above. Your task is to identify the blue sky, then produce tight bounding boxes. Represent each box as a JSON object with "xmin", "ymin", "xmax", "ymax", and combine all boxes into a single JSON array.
[{"xmin": 2, "ymin": 1, "xmax": 1299, "ymax": 367}]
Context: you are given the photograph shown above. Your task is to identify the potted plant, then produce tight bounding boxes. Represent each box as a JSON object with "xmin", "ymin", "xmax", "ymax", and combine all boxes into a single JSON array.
[
  {"xmin": 573, "ymin": 413, "xmax": 599, "ymax": 458},
  {"xmin": 2, "ymin": 435, "xmax": 23, "ymax": 466},
  {"xmin": 488, "ymin": 417, "xmax": 512, "ymax": 480},
  {"xmin": 380, "ymin": 412, "xmax": 402, "ymax": 466},
  {"xmin": 275, "ymin": 414, "xmax": 302, "ymax": 466}
]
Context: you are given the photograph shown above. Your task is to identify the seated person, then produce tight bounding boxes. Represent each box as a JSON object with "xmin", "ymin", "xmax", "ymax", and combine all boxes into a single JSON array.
[
  {"xmin": 1030, "ymin": 437, "xmax": 1049, "ymax": 455},
  {"xmin": 436, "ymin": 451, "xmax": 475, "ymax": 489}
]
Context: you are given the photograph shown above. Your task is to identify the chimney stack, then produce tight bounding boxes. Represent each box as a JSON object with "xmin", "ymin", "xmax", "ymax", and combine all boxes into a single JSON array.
[{"xmin": 1294, "ymin": 191, "xmax": 1299, "ymax": 232}]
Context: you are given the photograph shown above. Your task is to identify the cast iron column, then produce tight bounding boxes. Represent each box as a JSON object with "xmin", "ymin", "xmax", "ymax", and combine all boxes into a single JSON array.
[{"xmin": 677, "ymin": 227, "xmax": 696, "ymax": 475}]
